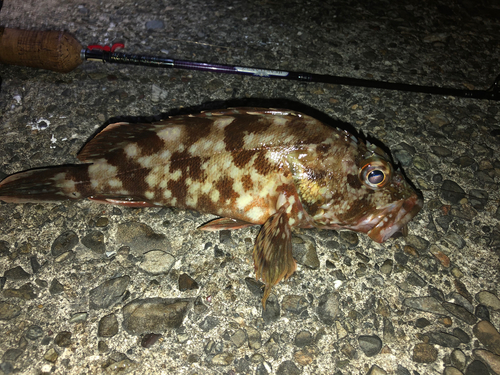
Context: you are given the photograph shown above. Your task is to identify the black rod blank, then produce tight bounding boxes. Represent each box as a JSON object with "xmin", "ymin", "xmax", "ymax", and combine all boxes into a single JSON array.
[{"xmin": 83, "ymin": 48, "xmax": 500, "ymax": 101}]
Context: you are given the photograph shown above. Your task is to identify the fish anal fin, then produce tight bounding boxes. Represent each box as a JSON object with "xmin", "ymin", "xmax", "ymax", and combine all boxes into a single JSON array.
[
  {"xmin": 253, "ymin": 205, "xmax": 297, "ymax": 309},
  {"xmin": 198, "ymin": 217, "xmax": 255, "ymax": 231},
  {"xmin": 88, "ymin": 196, "xmax": 156, "ymax": 207}
]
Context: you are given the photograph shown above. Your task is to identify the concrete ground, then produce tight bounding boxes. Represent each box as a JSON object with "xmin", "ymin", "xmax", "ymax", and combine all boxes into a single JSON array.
[{"xmin": 0, "ymin": 0, "xmax": 499, "ymax": 374}]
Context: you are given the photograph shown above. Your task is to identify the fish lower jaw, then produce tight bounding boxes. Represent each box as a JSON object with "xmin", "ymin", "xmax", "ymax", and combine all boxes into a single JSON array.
[{"xmin": 366, "ymin": 194, "xmax": 423, "ymax": 243}]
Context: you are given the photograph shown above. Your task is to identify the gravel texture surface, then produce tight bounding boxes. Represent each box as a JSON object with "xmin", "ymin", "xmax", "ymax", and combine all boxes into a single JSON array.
[{"xmin": 0, "ymin": 0, "xmax": 499, "ymax": 374}]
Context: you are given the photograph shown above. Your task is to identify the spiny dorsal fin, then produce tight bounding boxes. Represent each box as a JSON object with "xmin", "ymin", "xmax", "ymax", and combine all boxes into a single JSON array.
[{"xmin": 199, "ymin": 107, "xmax": 304, "ymax": 118}]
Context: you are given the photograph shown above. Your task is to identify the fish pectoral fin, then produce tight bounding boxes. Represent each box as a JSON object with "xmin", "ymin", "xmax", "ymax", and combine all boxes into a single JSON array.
[
  {"xmin": 198, "ymin": 217, "xmax": 255, "ymax": 231},
  {"xmin": 253, "ymin": 206, "xmax": 297, "ymax": 309},
  {"xmin": 88, "ymin": 195, "xmax": 156, "ymax": 207}
]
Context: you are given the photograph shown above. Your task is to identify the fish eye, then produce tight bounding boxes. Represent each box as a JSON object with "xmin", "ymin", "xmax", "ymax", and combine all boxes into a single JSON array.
[
  {"xmin": 368, "ymin": 169, "xmax": 385, "ymax": 185},
  {"xmin": 360, "ymin": 159, "xmax": 392, "ymax": 189}
]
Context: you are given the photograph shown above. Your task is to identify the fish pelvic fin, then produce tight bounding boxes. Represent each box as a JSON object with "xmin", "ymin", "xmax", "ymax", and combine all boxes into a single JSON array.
[
  {"xmin": 0, "ymin": 165, "xmax": 91, "ymax": 203},
  {"xmin": 253, "ymin": 205, "xmax": 297, "ymax": 309},
  {"xmin": 198, "ymin": 217, "xmax": 256, "ymax": 231}
]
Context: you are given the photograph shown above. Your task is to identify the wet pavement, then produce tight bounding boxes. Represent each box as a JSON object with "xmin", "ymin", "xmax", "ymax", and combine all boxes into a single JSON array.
[{"xmin": 0, "ymin": 0, "xmax": 499, "ymax": 374}]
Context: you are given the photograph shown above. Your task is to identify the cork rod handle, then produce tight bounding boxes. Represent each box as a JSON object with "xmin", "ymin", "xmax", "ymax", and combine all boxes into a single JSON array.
[{"xmin": 0, "ymin": 27, "xmax": 83, "ymax": 73}]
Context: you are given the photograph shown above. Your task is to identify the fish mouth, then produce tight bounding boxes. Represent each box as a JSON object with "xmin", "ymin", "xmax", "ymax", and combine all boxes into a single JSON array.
[{"xmin": 366, "ymin": 192, "xmax": 423, "ymax": 243}]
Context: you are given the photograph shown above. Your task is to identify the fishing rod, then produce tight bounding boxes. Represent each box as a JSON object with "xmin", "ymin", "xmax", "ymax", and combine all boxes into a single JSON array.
[{"xmin": 0, "ymin": 27, "xmax": 499, "ymax": 101}]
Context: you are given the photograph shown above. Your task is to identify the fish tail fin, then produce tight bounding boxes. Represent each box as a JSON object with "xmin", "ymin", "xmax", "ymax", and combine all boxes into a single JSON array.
[{"xmin": 0, "ymin": 165, "xmax": 91, "ymax": 203}]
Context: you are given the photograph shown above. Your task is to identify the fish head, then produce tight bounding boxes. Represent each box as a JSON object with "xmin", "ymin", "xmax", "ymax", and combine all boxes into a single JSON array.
[
  {"xmin": 288, "ymin": 134, "xmax": 423, "ymax": 243},
  {"xmin": 349, "ymin": 160, "xmax": 423, "ymax": 243}
]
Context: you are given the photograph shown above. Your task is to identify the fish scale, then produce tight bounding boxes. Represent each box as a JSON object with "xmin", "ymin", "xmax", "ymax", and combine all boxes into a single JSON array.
[{"xmin": 0, "ymin": 107, "xmax": 423, "ymax": 307}]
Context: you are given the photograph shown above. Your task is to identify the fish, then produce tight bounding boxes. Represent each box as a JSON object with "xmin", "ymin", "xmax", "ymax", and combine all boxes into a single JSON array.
[{"xmin": 0, "ymin": 107, "xmax": 423, "ymax": 307}]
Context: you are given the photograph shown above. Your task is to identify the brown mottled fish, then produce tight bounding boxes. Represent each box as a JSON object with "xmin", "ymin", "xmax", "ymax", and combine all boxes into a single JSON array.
[{"xmin": 0, "ymin": 108, "xmax": 422, "ymax": 306}]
